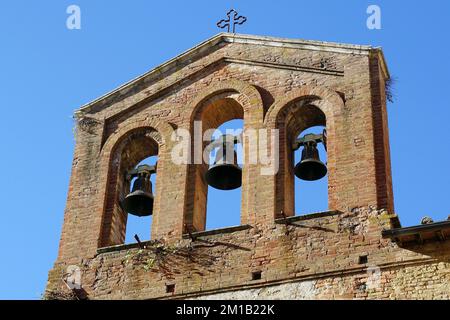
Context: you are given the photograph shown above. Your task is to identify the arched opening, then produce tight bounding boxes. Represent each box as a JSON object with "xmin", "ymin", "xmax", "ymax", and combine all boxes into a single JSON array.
[
  {"xmin": 185, "ymin": 93, "xmax": 245, "ymax": 233},
  {"xmin": 124, "ymin": 155, "xmax": 158, "ymax": 243},
  {"xmin": 275, "ymin": 100, "xmax": 328, "ymax": 218},
  {"xmin": 294, "ymin": 125, "xmax": 328, "ymax": 215},
  {"xmin": 101, "ymin": 128, "xmax": 160, "ymax": 247},
  {"xmin": 205, "ymin": 119, "xmax": 243, "ymax": 230}
]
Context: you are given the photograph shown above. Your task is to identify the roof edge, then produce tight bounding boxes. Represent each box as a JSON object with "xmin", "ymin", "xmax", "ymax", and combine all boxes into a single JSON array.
[
  {"xmin": 75, "ymin": 33, "xmax": 386, "ymax": 116},
  {"xmin": 75, "ymin": 33, "xmax": 226, "ymax": 117},
  {"xmin": 222, "ymin": 33, "xmax": 374, "ymax": 52},
  {"xmin": 382, "ymin": 220, "xmax": 450, "ymax": 245},
  {"xmin": 372, "ymin": 47, "xmax": 390, "ymax": 80}
]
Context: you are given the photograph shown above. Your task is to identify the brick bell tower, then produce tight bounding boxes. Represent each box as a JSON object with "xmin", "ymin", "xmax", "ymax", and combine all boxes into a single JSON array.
[{"xmin": 46, "ymin": 33, "xmax": 450, "ymax": 300}]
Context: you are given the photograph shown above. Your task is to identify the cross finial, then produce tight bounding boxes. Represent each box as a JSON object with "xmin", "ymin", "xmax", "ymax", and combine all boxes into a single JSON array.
[{"xmin": 217, "ymin": 9, "xmax": 247, "ymax": 33}]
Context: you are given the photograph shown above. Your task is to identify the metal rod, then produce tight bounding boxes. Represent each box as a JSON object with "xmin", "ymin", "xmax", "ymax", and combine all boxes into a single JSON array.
[{"xmin": 134, "ymin": 234, "xmax": 143, "ymax": 249}]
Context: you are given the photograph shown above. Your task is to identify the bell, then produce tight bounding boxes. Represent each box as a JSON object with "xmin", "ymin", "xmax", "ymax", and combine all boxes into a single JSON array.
[
  {"xmin": 294, "ymin": 141, "xmax": 327, "ymax": 181},
  {"xmin": 205, "ymin": 138, "xmax": 242, "ymax": 190},
  {"xmin": 122, "ymin": 172, "xmax": 154, "ymax": 217}
]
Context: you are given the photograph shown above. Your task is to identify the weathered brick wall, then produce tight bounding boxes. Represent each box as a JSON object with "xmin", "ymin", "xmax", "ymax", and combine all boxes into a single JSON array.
[
  {"xmin": 47, "ymin": 34, "xmax": 448, "ymax": 299},
  {"xmin": 189, "ymin": 262, "xmax": 450, "ymax": 300},
  {"xmin": 47, "ymin": 208, "xmax": 450, "ymax": 299}
]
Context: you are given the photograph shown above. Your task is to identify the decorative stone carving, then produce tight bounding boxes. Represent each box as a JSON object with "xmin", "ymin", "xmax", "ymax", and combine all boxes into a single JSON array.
[
  {"xmin": 148, "ymin": 109, "xmax": 172, "ymax": 119},
  {"xmin": 263, "ymin": 55, "xmax": 282, "ymax": 64},
  {"xmin": 262, "ymin": 55, "xmax": 341, "ymax": 73}
]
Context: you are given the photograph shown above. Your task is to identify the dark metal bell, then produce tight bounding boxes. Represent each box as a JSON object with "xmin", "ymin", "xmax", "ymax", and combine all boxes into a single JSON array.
[
  {"xmin": 123, "ymin": 173, "xmax": 154, "ymax": 217},
  {"xmin": 205, "ymin": 139, "xmax": 242, "ymax": 191},
  {"xmin": 294, "ymin": 142, "xmax": 327, "ymax": 181}
]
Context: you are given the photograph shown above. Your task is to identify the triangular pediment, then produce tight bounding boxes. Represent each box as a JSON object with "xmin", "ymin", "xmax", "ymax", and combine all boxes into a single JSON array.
[{"xmin": 75, "ymin": 33, "xmax": 388, "ymax": 121}]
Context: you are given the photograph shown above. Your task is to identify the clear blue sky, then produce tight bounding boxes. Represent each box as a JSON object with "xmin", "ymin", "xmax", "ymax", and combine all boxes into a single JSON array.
[{"xmin": 0, "ymin": 0, "xmax": 449, "ymax": 300}]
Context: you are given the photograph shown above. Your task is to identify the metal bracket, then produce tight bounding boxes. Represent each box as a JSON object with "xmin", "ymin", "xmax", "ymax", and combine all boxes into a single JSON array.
[
  {"xmin": 292, "ymin": 130, "xmax": 327, "ymax": 151},
  {"xmin": 280, "ymin": 210, "xmax": 291, "ymax": 226},
  {"xmin": 184, "ymin": 224, "xmax": 197, "ymax": 242},
  {"xmin": 280, "ymin": 211, "xmax": 291, "ymax": 235},
  {"xmin": 211, "ymin": 134, "xmax": 241, "ymax": 147},
  {"xmin": 126, "ymin": 164, "xmax": 157, "ymax": 181},
  {"xmin": 204, "ymin": 134, "xmax": 242, "ymax": 155}
]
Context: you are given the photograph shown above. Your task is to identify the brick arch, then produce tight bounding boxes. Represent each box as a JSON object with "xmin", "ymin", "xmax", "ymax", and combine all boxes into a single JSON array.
[
  {"xmin": 94, "ymin": 116, "xmax": 175, "ymax": 248},
  {"xmin": 264, "ymin": 85, "xmax": 344, "ymax": 128},
  {"xmin": 183, "ymin": 80, "xmax": 265, "ymax": 232},
  {"xmin": 263, "ymin": 85, "xmax": 345, "ymax": 218},
  {"xmin": 100, "ymin": 117, "xmax": 175, "ymax": 156},
  {"xmin": 185, "ymin": 79, "xmax": 264, "ymax": 125}
]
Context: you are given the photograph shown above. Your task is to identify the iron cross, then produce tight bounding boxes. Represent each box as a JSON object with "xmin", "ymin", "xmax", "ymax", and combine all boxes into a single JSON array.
[{"xmin": 217, "ymin": 9, "xmax": 247, "ymax": 33}]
